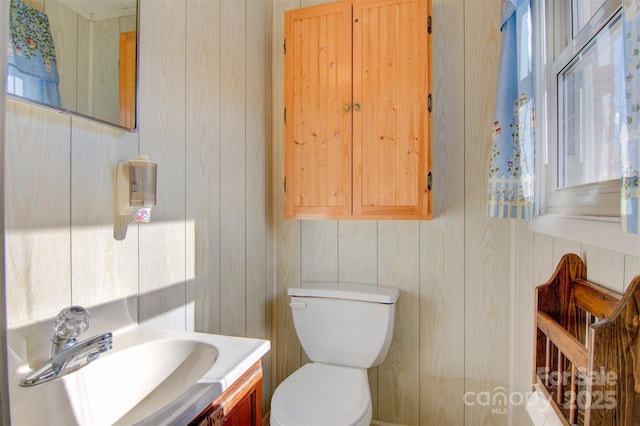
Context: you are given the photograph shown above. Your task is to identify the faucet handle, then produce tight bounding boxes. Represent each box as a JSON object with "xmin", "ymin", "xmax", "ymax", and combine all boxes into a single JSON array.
[{"xmin": 53, "ymin": 306, "xmax": 90, "ymax": 340}]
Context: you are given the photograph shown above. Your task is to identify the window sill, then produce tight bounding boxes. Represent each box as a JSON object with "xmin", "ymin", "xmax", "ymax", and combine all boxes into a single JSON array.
[{"xmin": 530, "ymin": 214, "xmax": 640, "ymax": 256}]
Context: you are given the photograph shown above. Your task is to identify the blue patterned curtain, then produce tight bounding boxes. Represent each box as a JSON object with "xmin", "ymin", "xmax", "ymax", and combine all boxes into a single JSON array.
[
  {"xmin": 487, "ymin": 0, "xmax": 536, "ymax": 219},
  {"xmin": 622, "ymin": 0, "xmax": 640, "ymax": 234},
  {"xmin": 7, "ymin": 0, "xmax": 60, "ymax": 107}
]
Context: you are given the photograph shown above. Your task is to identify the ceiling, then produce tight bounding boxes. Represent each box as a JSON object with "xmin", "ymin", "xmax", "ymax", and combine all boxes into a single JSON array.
[{"xmin": 58, "ymin": 0, "xmax": 136, "ymax": 21}]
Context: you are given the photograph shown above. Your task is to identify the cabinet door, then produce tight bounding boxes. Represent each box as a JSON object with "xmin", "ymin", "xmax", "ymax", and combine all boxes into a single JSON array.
[
  {"xmin": 352, "ymin": 0, "xmax": 431, "ymax": 219},
  {"xmin": 284, "ymin": 2, "xmax": 353, "ymax": 219}
]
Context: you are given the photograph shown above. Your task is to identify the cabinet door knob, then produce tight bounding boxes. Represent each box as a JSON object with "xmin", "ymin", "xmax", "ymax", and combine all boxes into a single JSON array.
[
  {"xmin": 353, "ymin": 103, "xmax": 360, "ymax": 111},
  {"xmin": 343, "ymin": 104, "xmax": 351, "ymax": 111}
]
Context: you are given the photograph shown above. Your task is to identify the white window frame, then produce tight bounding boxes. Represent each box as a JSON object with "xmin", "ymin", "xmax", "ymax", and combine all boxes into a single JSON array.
[{"xmin": 530, "ymin": 0, "xmax": 639, "ymax": 256}]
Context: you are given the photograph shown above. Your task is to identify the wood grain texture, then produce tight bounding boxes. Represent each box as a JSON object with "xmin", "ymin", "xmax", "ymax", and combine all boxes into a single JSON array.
[
  {"xmin": 463, "ymin": 0, "xmax": 512, "ymax": 425},
  {"xmin": 300, "ymin": 220, "xmax": 338, "ymax": 282},
  {"xmin": 70, "ymin": 115, "xmax": 138, "ymax": 307},
  {"xmin": 583, "ymin": 245, "xmax": 626, "ymax": 294},
  {"xmin": 352, "ymin": 0, "xmax": 431, "ymax": 219},
  {"xmin": 533, "ymin": 255, "xmax": 640, "ymax": 425},
  {"xmin": 5, "ymin": 100, "xmax": 72, "ymax": 325},
  {"xmin": 219, "ymin": 0, "xmax": 247, "ymax": 338},
  {"xmin": 284, "ymin": 2, "xmax": 353, "ymax": 218},
  {"xmin": 3, "ymin": 0, "xmax": 639, "ymax": 425},
  {"xmin": 0, "ymin": 1, "xmax": 8, "ymax": 422},
  {"xmin": 45, "ymin": 0, "xmax": 78, "ymax": 112},
  {"xmin": 511, "ymin": 220, "xmax": 535, "ymax": 426},
  {"xmin": 419, "ymin": 0, "xmax": 465, "ymax": 423},
  {"xmin": 275, "ymin": 0, "xmax": 305, "ymax": 391},
  {"xmin": 245, "ymin": 0, "xmax": 273, "ymax": 409},
  {"xmin": 186, "ymin": 0, "xmax": 222, "ymax": 335},
  {"xmin": 91, "ymin": 17, "xmax": 120, "ymax": 124},
  {"xmin": 377, "ymin": 221, "xmax": 420, "ymax": 424},
  {"xmin": 137, "ymin": 0, "xmax": 187, "ymax": 330},
  {"xmin": 118, "ymin": 31, "xmax": 136, "ymax": 128}
]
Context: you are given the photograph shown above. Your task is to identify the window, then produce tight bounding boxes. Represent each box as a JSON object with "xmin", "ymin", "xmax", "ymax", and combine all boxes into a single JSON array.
[
  {"xmin": 541, "ymin": 0, "xmax": 623, "ymax": 217},
  {"xmin": 532, "ymin": 0, "xmax": 639, "ymax": 255}
]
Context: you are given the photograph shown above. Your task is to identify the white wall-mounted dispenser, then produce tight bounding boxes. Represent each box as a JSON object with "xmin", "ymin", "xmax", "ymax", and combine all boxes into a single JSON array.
[{"xmin": 114, "ymin": 155, "xmax": 157, "ymax": 240}]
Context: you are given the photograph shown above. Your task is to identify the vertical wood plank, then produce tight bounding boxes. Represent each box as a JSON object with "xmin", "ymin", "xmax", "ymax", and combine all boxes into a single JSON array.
[
  {"xmin": 419, "ymin": 0, "xmax": 465, "ymax": 423},
  {"xmin": 91, "ymin": 17, "xmax": 120, "ymax": 124},
  {"xmin": 46, "ymin": 0, "xmax": 78, "ymax": 112},
  {"xmin": 552, "ymin": 238, "xmax": 581, "ymax": 267},
  {"xmin": 301, "ymin": 221, "xmax": 338, "ymax": 282},
  {"xmin": 583, "ymin": 245, "xmax": 626, "ymax": 293},
  {"xmin": 463, "ymin": 0, "xmax": 510, "ymax": 424},
  {"xmin": 625, "ymin": 255, "xmax": 640, "ymax": 291},
  {"xmin": 337, "ymin": 219, "xmax": 378, "ymax": 417},
  {"xmin": 377, "ymin": 221, "xmax": 420, "ymax": 424},
  {"xmin": 246, "ymin": 0, "xmax": 274, "ymax": 411},
  {"xmin": 186, "ymin": 0, "xmax": 222, "ymax": 335},
  {"xmin": 138, "ymin": 0, "xmax": 187, "ymax": 330},
  {"xmin": 275, "ymin": 0, "xmax": 305, "ymax": 388},
  {"xmin": 338, "ymin": 221, "xmax": 378, "ymax": 283},
  {"xmin": 70, "ymin": 116, "xmax": 138, "ymax": 307},
  {"xmin": 5, "ymin": 100, "xmax": 71, "ymax": 324},
  {"xmin": 510, "ymin": 220, "xmax": 535, "ymax": 426},
  {"xmin": 219, "ymin": 0, "xmax": 247, "ymax": 337},
  {"xmin": 0, "ymin": 1, "xmax": 8, "ymax": 421}
]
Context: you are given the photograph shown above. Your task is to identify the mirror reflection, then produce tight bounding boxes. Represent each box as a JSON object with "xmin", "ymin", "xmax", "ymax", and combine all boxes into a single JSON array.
[{"xmin": 7, "ymin": 0, "xmax": 137, "ymax": 130}]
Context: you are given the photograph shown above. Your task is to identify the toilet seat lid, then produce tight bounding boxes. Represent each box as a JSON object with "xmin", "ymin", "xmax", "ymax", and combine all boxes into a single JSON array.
[{"xmin": 271, "ymin": 363, "xmax": 371, "ymax": 426}]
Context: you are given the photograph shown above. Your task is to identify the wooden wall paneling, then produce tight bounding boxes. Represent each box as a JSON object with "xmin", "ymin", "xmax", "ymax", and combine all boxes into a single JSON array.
[
  {"xmin": 186, "ymin": 0, "xmax": 222, "ymax": 335},
  {"xmin": 377, "ymin": 221, "xmax": 420, "ymax": 424},
  {"xmin": 46, "ymin": 0, "xmax": 78, "ymax": 113},
  {"xmin": 551, "ymin": 238, "xmax": 580, "ymax": 267},
  {"xmin": 245, "ymin": 0, "xmax": 268, "ymax": 340},
  {"xmin": 419, "ymin": 0, "xmax": 465, "ymax": 424},
  {"xmin": 275, "ymin": 0, "xmax": 305, "ymax": 389},
  {"xmin": 76, "ymin": 16, "xmax": 89, "ymax": 115},
  {"xmin": 336, "ymin": 220, "xmax": 379, "ymax": 417},
  {"xmin": 625, "ymin": 255, "xmax": 640, "ymax": 291},
  {"xmin": 583, "ymin": 245, "xmax": 626, "ymax": 293},
  {"xmin": 245, "ymin": 0, "xmax": 273, "ymax": 413},
  {"xmin": 219, "ymin": 0, "xmax": 247, "ymax": 337},
  {"xmin": 337, "ymin": 221, "xmax": 378, "ymax": 283},
  {"xmin": 532, "ymin": 232, "xmax": 553, "ymax": 284},
  {"xmin": 264, "ymin": 0, "xmax": 276, "ymax": 409},
  {"xmin": 463, "ymin": 0, "xmax": 511, "ymax": 424},
  {"xmin": 23, "ymin": 0, "xmax": 43, "ymax": 10},
  {"xmin": 510, "ymin": 220, "xmax": 535, "ymax": 426},
  {"xmin": 137, "ymin": 0, "xmax": 187, "ymax": 330},
  {"xmin": 91, "ymin": 17, "xmax": 120, "ymax": 125},
  {"xmin": 120, "ymin": 14, "xmax": 137, "ymax": 32},
  {"xmin": 5, "ymin": 100, "xmax": 71, "ymax": 325},
  {"xmin": 299, "ymin": 220, "xmax": 338, "ymax": 366},
  {"xmin": 300, "ymin": 221, "xmax": 338, "ymax": 282},
  {"xmin": 0, "ymin": 1, "xmax": 8, "ymax": 421},
  {"xmin": 70, "ymin": 117, "xmax": 138, "ymax": 307}
]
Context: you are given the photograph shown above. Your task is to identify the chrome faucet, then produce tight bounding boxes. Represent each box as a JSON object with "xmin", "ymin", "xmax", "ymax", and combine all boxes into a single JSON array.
[{"xmin": 20, "ymin": 306, "xmax": 113, "ymax": 387}]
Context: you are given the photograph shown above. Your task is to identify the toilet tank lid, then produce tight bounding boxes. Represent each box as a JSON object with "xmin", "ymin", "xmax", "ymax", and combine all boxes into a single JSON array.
[{"xmin": 288, "ymin": 282, "xmax": 400, "ymax": 304}]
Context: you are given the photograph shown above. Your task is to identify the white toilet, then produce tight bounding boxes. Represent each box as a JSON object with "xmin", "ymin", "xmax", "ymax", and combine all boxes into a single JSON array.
[{"xmin": 270, "ymin": 281, "xmax": 400, "ymax": 426}]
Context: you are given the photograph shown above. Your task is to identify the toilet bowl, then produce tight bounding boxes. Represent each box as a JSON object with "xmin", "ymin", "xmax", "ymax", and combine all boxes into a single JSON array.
[
  {"xmin": 270, "ymin": 363, "xmax": 372, "ymax": 426},
  {"xmin": 270, "ymin": 282, "xmax": 399, "ymax": 426}
]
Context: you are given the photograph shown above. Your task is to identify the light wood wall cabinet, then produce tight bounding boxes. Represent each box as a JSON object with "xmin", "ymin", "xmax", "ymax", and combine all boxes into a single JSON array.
[{"xmin": 284, "ymin": 0, "xmax": 432, "ymax": 220}]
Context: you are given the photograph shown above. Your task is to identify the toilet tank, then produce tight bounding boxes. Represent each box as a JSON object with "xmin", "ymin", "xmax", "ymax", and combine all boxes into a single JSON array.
[{"xmin": 288, "ymin": 282, "xmax": 400, "ymax": 369}]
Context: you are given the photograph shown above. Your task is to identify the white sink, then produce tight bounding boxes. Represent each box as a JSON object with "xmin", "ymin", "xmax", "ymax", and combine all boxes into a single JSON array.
[{"xmin": 8, "ymin": 320, "xmax": 270, "ymax": 426}]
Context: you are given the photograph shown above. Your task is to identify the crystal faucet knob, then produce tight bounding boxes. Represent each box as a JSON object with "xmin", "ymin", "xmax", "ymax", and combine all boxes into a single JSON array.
[{"xmin": 53, "ymin": 306, "xmax": 90, "ymax": 340}]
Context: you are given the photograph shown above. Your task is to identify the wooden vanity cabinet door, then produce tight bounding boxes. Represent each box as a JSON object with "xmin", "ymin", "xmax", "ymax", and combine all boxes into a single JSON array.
[
  {"xmin": 352, "ymin": 0, "xmax": 432, "ymax": 219},
  {"xmin": 284, "ymin": 2, "xmax": 353, "ymax": 219},
  {"xmin": 189, "ymin": 361, "xmax": 263, "ymax": 426}
]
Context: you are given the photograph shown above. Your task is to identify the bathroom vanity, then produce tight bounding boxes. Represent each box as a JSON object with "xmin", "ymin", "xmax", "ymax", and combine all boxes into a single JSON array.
[
  {"xmin": 190, "ymin": 360, "xmax": 263, "ymax": 426},
  {"xmin": 7, "ymin": 302, "xmax": 270, "ymax": 425}
]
